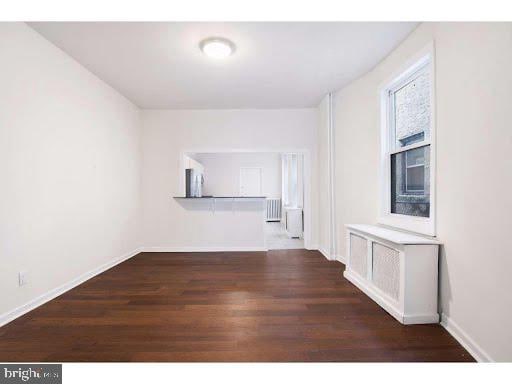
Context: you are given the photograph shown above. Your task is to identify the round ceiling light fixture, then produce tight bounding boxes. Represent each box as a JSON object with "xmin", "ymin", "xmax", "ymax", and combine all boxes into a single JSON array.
[{"xmin": 199, "ymin": 37, "xmax": 236, "ymax": 59}]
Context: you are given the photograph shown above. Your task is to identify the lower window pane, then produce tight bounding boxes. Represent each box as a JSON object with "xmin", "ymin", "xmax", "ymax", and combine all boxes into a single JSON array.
[{"xmin": 391, "ymin": 145, "xmax": 430, "ymax": 217}]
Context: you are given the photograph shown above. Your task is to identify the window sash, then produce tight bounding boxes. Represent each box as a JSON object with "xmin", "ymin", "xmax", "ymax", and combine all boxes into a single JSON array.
[
  {"xmin": 388, "ymin": 141, "xmax": 430, "ymax": 156},
  {"xmin": 387, "ymin": 63, "xmax": 431, "ymax": 153},
  {"xmin": 391, "ymin": 143, "xmax": 429, "ymax": 194},
  {"xmin": 390, "ymin": 146, "xmax": 430, "ymax": 217}
]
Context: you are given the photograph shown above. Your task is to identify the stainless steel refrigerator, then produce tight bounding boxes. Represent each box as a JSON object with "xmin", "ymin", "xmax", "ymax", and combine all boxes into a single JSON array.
[{"xmin": 185, "ymin": 168, "xmax": 204, "ymax": 197}]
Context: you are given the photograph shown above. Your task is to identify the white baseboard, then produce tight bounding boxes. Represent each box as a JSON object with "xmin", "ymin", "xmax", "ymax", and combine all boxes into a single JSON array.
[
  {"xmin": 317, "ymin": 247, "xmax": 342, "ymax": 262},
  {"xmin": 440, "ymin": 313, "xmax": 493, "ymax": 362},
  {"xmin": 305, "ymin": 243, "xmax": 318, "ymax": 251},
  {"xmin": 402, "ymin": 313, "xmax": 440, "ymax": 325},
  {"xmin": 141, "ymin": 246, "xmax": 267, "ymax": 253},
  {"xmin": 317, "ymin": 246, "xmax": 331, "ymax": 260},
  {"xmin": 0, "ymin": 247, "xmax": 143, "ymax": 328},
  {"xmin": 335, "ymin": 254, "xmax": 346, "ymax": 264}
]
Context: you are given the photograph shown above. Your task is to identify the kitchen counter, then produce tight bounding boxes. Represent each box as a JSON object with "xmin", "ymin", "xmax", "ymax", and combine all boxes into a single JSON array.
[
  {"xmin": 173, "ymin": 195, "xmax": 266, "ymax": 214},
  {"xmin": 173, "ymin": 196, "xmax": 266, "ymax": 199}
]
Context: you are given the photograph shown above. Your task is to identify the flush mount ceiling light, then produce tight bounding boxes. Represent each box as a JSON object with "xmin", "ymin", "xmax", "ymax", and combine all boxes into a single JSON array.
[{"xmin": 199, "ymin": 37, "xmax": 236, "ymax": 59}]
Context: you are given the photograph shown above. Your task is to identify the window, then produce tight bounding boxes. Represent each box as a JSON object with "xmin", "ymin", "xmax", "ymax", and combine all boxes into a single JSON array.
[{"xmin": 379, "ymin": 46, "xmax": 435, "ymax": 236}]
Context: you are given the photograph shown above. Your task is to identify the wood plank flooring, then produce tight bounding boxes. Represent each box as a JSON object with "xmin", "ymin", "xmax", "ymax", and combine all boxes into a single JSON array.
[{"xmin": 0, "ymin": 250, "xmax": 474, "ymax": 362}]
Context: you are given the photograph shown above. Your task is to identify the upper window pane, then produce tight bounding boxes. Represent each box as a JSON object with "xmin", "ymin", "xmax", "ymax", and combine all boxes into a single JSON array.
[{"xmin": 392, "ymin": 67, "xmax": 431, "ymax": 149}]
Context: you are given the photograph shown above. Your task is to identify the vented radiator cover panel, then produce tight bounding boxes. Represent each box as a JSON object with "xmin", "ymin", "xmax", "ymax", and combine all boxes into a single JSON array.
[
  {"xmin": 372, "ymin": 242, "xmax": 400, "ymax": 300},
  {"xmin": 349, "ymin": 234, "xmax": 367, "ymax": 278},
  {"xmin": 266, "ymin": 198, "xmax": 282, "ymax": 221}
]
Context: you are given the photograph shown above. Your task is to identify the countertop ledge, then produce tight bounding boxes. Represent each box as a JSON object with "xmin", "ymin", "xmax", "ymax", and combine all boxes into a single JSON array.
[{"xmin": 173, "ymin": 196, "xmax": 266, "ymax": 199}]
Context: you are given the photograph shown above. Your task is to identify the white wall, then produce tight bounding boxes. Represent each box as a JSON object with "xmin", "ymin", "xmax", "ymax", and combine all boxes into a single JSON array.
[
  {"xmin": 330, "ymin": 22, "xmax": 512, "ymax": 361},
  {"xmin": 141, "ymin": 109, "xmax": 318, "ymax": 250},
  {"xmin": 183, "ymin": 154, "xmax": 204, "ymax": 173},
  {"xmin": 0, "ymin": 23, "xmax": 142, "ymax": 319},
  {"xmin": 195, "ymin": 152, "xmax": 281, "ymax": 198}
]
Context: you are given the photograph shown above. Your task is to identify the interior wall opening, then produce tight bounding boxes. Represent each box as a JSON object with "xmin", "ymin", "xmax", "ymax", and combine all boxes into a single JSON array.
[{"xmin": 180, "ymin": 151, "xmax": 306, "ymax": 250}]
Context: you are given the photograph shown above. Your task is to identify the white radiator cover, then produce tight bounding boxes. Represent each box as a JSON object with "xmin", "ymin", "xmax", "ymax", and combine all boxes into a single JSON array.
[
  {"xmin": 343, "ymin": 224, "xmax": 440, "ymax": 325},
  {"xmin": 283, "ymin": 206, "xmax": 303, "ymax": 238},
  {"xmin": 372, "ymin": 242, "xmax": 400, "ymax": 301},
  {"xmin": 349, "ymin": 233, "xmax": 368, "ymax": 278},
  {"xmin": 265, "ymin": 198, "xmax": 282, "ymax": 222}
]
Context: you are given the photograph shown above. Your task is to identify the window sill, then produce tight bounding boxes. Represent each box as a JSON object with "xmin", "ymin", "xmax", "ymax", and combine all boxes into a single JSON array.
[{"xmin": 378, "ymin": 214, "xmax": 435, "ymax": 237}]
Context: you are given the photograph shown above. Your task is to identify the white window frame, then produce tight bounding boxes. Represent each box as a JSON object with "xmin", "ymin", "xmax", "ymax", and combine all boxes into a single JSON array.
[{"xmin": 378, "ymin": 42, "xmax": 436, "ymax": 236}]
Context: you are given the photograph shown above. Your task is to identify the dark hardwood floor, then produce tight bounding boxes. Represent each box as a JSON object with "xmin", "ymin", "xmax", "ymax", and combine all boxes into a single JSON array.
[{"xmin": 0, "ymin": 250, "xmax": 474, "ymax": 362}]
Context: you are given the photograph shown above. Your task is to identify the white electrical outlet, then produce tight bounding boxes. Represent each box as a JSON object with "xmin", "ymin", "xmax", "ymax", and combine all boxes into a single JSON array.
[{"xmin": 18, "ymin": 271, "xmax": 28, "ymax": 286}]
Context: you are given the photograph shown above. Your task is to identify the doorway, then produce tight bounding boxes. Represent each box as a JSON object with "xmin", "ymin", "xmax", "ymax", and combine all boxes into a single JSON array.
[
  {"xmin": 180, "ymin": 149, "xmax": 311, "ymax": 250},
  {"xmin": 264, "ymin": 153, "xmax": 304, "ymax": 250}
]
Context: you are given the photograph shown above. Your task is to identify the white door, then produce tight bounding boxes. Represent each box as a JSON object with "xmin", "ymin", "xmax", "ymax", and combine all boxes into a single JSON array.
[{"xmin": 240, "ymin": 167, "xmax": 262, "ymax": 196}]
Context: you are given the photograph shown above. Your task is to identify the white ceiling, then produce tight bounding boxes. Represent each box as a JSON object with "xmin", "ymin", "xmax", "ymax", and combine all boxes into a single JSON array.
[{"xmin": 29, "ymin": 22, "xmax": 418, "ymax": 109}]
